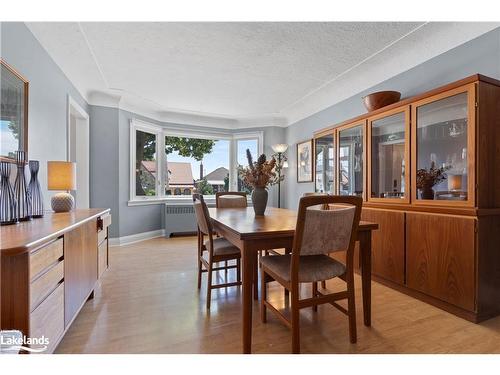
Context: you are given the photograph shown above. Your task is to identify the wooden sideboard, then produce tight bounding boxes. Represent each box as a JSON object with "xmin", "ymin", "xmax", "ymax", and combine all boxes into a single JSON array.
[
  {"xmin": 1, "ymin": 208, "xmax": 111, "ymax": 353},
  {"xmin": 313, "ymin": 74, "xmax": 500, "ymax": 322}
]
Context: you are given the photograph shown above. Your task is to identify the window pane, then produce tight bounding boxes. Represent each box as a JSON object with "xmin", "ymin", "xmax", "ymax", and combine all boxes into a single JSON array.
[
  {"xmin": 165, "ymin": 136, "xmax": 230, "ymax": 196},
  {"xmin": 237, "ymin": 139, "xmax": 258, "ymax": 193},
  {"xmin": 371, "ymin": 112, "xmax": 406, "ymax": 199},
  {"xmin": 135, "ymin": 130, "xmax": 157, "ymax": 197},
  {"xmin": 339, "ymin": 125, "xmax": 363, "ymax": 197},
  {"xmin": 416, "ymin": 93, "xmax": 468, "ymax": 201},
  {"xmin": 315, "ymin": 134, "xmax": 334, "ymax": 193}
]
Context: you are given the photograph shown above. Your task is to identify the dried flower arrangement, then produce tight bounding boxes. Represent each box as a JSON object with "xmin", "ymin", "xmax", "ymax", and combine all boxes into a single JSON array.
[
  {"xmin": 238, "ymin": 149, "xmax": 282, "ymax": 189},
  {"xmin": 416, "ymin": 161, "xmax": 451, "ymax": 189}
]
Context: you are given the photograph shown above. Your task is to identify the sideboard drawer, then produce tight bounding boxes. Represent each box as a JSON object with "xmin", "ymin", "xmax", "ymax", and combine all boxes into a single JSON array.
[
  {"xmin": 102, "ymin": 213, "xmax": 112, "ymax": 229},
  {"xmin": 31, "ymin": 260, "xmax": 64, "ymax": 311},
  {"xmin": 30, "ymin": 282, "xmax": 65, "ymax": 354},
  {"xmin": 97, "ymin": 228, "xmax": 107, "ymax": 245},
  {"xmin": 98, "ymin": 240, "xmax": 108, "ymax": 278},
  {"xmin": 30, "ymin": 238, "xmax": 64, "ymax": 281}
]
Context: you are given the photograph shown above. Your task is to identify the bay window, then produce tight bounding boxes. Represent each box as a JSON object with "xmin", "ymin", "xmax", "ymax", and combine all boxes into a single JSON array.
[{"xmin": 129, "ymin": 119, "xmax": 263, "ymax": 204}]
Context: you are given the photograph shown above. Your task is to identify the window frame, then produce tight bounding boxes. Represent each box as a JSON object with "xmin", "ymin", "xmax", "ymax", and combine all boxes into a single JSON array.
[
  {"xmin": 233, "ymin": 132, "xmax": 264, "ymax": 191},
  {"xmin": 129, "ymin": 119, "xmax": 263, "ymax": 206},
  {"xmin": 129, "ymin": 120, "xmax": 162, "ymax": 202}
]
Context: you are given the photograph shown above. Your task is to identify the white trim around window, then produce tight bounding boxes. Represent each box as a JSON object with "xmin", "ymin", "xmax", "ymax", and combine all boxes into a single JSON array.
[{"xmin": 129, "ymin": 119, "xmax": 263, "ymax": 205}]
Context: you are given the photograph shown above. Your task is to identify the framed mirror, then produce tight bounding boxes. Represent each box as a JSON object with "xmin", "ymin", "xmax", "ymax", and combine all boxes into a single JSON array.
[{"xmin": 1, "ymin": 59, "xmax": 29, "ymax": 162}]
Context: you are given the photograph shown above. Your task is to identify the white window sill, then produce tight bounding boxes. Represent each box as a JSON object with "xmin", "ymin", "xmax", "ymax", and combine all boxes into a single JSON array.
[
  {"xmin": 128, "ymin": 197, "xmax": 210, "ymax": 206},
  {"xmin": 128, "ymin": 196, "xmax": 252, "ymax": 207}
]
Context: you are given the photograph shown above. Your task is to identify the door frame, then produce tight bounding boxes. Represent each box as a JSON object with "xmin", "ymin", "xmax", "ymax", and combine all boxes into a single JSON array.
[{"xmin": 67, "ymin": 95, "xmax": 90, "ymax": 208}]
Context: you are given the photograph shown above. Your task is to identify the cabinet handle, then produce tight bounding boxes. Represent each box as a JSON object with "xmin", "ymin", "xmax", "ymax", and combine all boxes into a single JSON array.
[{"xmin": 97, "ymin": 217, "xmax": 103, "ymax": 231}]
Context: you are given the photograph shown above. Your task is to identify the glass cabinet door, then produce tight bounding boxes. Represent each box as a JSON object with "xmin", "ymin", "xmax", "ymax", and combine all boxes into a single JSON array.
[
  {"xmin": 338, "ymin": 123, "xmax": 364, "ymax": 197},
  {"xmin": 314, "ymin": 133, "xmax": 334, "ymax": 193},
  {"xmin": 369, "ymin": 108, "xmax": 409, "ymax": 201},
  {"xmin": 413, "ymin": 86, "xmax": 474, "ymax": 204}
]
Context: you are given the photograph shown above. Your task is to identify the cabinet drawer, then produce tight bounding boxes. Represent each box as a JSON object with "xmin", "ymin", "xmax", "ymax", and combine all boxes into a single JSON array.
[
  {"xmin": 30, "ymin": 282, "xmax": 65, "ymax": 354},
  {"xmin": 30, "ymin": 238, "xmax": 64, "ymax": 281},
  {"xmin": 102, "ymin": 213, "xmax": 112, "ymax": 229},
  {"xmin": 97, "ymin": 228, "xmax": 107, "ymax": 245},
  {"xmin": 98, "ymin": 240, "xmax": 108, "ymax": 278},
  {"xmin": 31, "ymin": 260, "xmax": 64, "ymax": 311}
]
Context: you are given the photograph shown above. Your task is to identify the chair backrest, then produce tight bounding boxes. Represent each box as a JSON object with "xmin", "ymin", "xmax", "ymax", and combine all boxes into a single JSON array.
[
  {"xmin": 216, "ymin": 192, "xmax": 247, "ymax": 208},
  {"xmin": 302, "ymin": 192, "xmax": 329, "ymax": 209},
  {"xmin": 291, "ymin": 195, "xmax": 362, "ymax": 278},
  {"xmin": 192, "ymin": 193, "xmax": 213, "ymax": 235},
  {"xmin": 302, "ymin": 192, "xmax": 328, "ymax": 197}
]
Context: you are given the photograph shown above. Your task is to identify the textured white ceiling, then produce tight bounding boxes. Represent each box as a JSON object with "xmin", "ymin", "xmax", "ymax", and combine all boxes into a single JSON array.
[{"xmin": 26, "ymin": 22, "xmax": 499, "ymax": 128}]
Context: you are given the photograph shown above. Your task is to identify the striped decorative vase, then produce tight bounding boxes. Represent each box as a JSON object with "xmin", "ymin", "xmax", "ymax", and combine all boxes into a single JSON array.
[
  {"xmin": 14, "ymin": 150, "xmax": 31, "ymax": 221},
  {"xmin": 28, "ymin": 160, "xmax": 44, "ymax": 218},
  {"xmin": 0, "ymin": 161, "xmax": 18, "ymax": 225}
]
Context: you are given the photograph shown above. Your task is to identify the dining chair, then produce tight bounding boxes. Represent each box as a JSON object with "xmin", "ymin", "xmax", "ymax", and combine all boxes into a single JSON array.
[
  {"xmin": 215, "ymin": 191, "xmax": 274, "ymax": 299},
  {"xmin": 215, "ymin": 192, "xmax": 247, "ymax": 279},
  {"xmin": 215, "ymin": 191, "xmax": 248, "ymax": 208},
  {"xmin": 260, "ymin": 195, "xmax": 362, "ymax": 353},
  {"xmin": 193, "ymin": 193, "xmax": 242, "ymax": 309},
  {"xmin": 302, "ymin": 192, "xmax": 330, "ymax": 289}
]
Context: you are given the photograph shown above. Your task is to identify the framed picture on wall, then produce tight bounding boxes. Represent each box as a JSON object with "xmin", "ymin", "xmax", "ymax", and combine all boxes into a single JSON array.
[
  {"xmin": 1, "ymin": 59, "xmax": 29, "ymax": 162},
  {"xmin": 296, "ymin": 139, "xmax": 313, "ymax": 183}
]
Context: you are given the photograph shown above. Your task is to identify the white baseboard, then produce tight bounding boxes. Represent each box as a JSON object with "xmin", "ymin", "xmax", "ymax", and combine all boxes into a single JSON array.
[{"xmin": 109, "ymin": 229, "xmax": 166, "ymax": 247}]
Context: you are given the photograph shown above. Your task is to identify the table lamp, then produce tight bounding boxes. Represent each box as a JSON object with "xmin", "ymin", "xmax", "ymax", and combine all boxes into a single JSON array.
[{"xmin": 47, "ymin": 161, "xmax": 76, "ymax": 212}]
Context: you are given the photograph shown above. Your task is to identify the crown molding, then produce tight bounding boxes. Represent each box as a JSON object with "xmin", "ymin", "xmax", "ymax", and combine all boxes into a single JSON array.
[
  {"xmin": 281, "ymin": 22, "xmax": 500, "ymax": 126},
  {"xmin": 86, "ymin": 90, "xmax": 287, "ymax": 129}
]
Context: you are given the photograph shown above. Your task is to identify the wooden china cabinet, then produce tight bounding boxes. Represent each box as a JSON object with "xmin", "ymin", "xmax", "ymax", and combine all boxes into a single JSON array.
[{"xmin": 313, "ymin": 74, "xmax": 500, "ymax": 322}]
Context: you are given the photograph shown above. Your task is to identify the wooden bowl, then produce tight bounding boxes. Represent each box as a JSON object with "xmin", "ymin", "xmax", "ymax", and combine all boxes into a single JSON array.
[{"xmin": 363, "ymin": 91, "xmax": 401, "ymax": 112}]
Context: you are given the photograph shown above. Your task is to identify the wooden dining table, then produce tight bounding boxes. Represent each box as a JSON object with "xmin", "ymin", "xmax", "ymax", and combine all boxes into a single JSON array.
[{"xmin": 208, "ymin": 206, "xmax": 378, "ymax": 354}]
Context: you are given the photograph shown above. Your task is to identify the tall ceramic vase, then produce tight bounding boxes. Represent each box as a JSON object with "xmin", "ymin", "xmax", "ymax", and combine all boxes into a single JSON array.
[
  {"xmin": 14, "ymin": 150, "xmax": 31, "ymax": 221},
  {"xmin": 251, "ymin": 187, "xmax": 268, "ymax": 216},
  {"xmin": 28, "ymin": 160, "xmax": 44, "ymax": 218},
  {"xmin": 0, "ymin": 161, "xmax": 18, "ymax": 225}
]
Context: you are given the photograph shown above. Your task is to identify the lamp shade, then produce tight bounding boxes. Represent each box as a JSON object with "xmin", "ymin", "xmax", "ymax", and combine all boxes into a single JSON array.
[
  {"xmin": 282, "ymin": 161, "xmax": 289, "ymax": 168},
  {"xmin": 448, "ymin": 174, "xmax": 462, "ymax": 191},
  {"xmin": 272, "ymin": 143, "xmax": 288, "ymax": 153},
  {"xmin": 47, "ymin": 161, "xmax": 76, "ymax": 191}
]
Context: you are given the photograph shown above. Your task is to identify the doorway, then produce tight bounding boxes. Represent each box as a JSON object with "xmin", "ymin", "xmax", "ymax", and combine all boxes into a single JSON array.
[{"xmin": 67, "ymin": 96, "xmax": 90, "ymax": 209}]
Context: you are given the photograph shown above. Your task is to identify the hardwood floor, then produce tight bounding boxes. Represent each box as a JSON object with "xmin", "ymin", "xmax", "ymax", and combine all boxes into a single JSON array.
[{"xmin": 56, "ymin": 236, "xmax": 500, "ymax": 354}]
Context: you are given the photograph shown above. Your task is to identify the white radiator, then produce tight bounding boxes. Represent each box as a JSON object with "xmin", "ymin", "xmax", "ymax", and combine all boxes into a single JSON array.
[{"xmin": 164, "ymin": 205, "xmax": 197, "ymax": 237}]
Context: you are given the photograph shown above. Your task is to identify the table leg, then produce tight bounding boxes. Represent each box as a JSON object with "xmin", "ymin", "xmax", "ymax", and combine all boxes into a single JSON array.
[
  {"xmin": 241, "ymin": 241, "xmax": 254, "ymax": 353},
  {"xmin": 253, "ymin": 251, "xmax": 259, "ymax": 300},
  {"xmin": 359, "ymin": 231, "xmax": 372, "ymax": 327},
  {"xmin": 284, "ymin": 247, "xmax": 291, "ymax": 299}
]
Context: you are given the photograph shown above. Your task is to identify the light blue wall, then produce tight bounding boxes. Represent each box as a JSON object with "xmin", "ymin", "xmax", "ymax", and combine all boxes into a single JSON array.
[
  {"xmin": 284, "ymin": 27, "xmax": 500, "ymax": 209},
  {"xmin": 0, "ymin": 22, "xmax": 89, "ymax": 209},
  {"xmin": 89, "ymin": 106, "xmax": 120, "ymax": 237}
]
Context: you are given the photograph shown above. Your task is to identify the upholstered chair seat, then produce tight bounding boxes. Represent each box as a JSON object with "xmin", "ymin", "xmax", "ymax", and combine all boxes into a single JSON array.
[
  {"xmin": 206, "ymin": 237, "xmax": 241, "ymax": 256},
  {"xmin": 260, "ymin": 254, "xmax": 345, "ymax": 282}
]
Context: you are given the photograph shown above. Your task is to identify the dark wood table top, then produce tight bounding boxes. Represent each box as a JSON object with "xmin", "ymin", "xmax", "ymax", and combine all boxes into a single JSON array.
[
  {"xmin": 1, "ymin": 208, "xmax": 110, "ymax": 256},
  {"xmin": 209, "ymin": 207, "xmax": 378, "ymax": 240}
]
